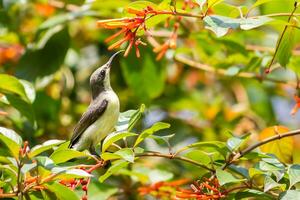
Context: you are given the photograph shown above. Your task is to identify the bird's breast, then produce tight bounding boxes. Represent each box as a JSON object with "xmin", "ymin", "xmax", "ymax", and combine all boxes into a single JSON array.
[{"xmin": 82, "ymin": 91, "xmax": 120, "ymax": 146}]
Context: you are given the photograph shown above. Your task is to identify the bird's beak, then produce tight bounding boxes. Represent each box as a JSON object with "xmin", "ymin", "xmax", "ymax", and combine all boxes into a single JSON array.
[{"xmin": 107, "ymin": 50, "xmax": 124, "ymax": 68}]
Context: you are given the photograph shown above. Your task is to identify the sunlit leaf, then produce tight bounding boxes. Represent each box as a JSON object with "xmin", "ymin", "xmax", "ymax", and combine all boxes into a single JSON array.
[
  {"xmin": 115, "ymin": 148, "xmax": 135, "ymax": 163},
  {"xmin": 50, "ymin": 149, "xmax": 89, "ymax": 164},
  {"xmin": 116, "ymin": 104, "xmax": 145, "ymax": 132},
  {"xmin": 35, "ymin": 156, "xmax": 56, "ymax": 170},
  {"xmin": 216, "ymin": 168, "xmax": 245, "ymax": 185},
  {"xmin": 44, "ymin": 182, "xmax": 79, "ymax": 200},
  {"xmin": 252, "ymin": 0, "xmax": 274, "ymax": 8},
  {"xmin": 264, "ymin": 175, "xmax": 285, "ymax": 192},
  {"xmin": 101, "ymin": 152, "xmax": 121, "ymax": 161},
  {"xmin": 227, "ymin": 133, "xmax": 250, "ymax": 151},
  {"xmin": 54, "ymin": 169, "xmax": 92, "ymax": 179},
  {"xmin": 29, "ymin": 140, "xmax": 65, "ymax": 158},
  {"xmin": 99, "ymin": 160, "xmax": 129, "ymax": 182},
  {"xmin": 102, "ymin": 132, "xmax": 137, "ymax": 152},
  {"xmin": 183, "ymin": 150, "xmax": 211, "ymax": 165},
  {"xmin": 0, "ymin": 127, "xmax": 22, "ymax": 158},
  {"xmin": 236, "ymin": 189, "xmax": 274, "ymax": 200},
  {"xmin": 19, "ymin": 80, "xmax": 36, "ymax": 103},
  {"xmin": 208, "ymin": 0, "xmax": 223, "ymax": 8},
  {"xmin": 134, "ymin": 122, "xmax": 170, "ymax": 147},
  {"xmin": 279, "ymin": 190, "xmax": 300, "ymax": 200},
  {"xmin": 176, "ymin": 141, "xmax": 228, "ymax": 157},
  {"xmin": 88, "ymin": 180, "xmax": 118, "ymax": 200},
  {"xmin": 275, "ymin": 18, "xmax": 296, "ymax": 67},
  {"xmin": 204, "ymin": 15, "xmax": 240, "ymax": 37},
  {"xmin": 0, "ymin": 74, "xmax": 28, "ymax": 102},
  {"xmin": 288, "ymin": 164, "xmax": 300, "ymax": 188},
  {"xmin": 240, "ymin": 16, "xmax": 272, "ymax": 30},
  {"xmin": 259, "ymin": 126, "xmax": 293, "ymax": 163}
]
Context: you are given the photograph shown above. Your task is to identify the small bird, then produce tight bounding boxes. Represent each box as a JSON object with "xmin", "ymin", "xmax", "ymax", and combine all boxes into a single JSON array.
[{"xmin": 68, "ymin": 51, "xmax": 123, "ymax": 154}]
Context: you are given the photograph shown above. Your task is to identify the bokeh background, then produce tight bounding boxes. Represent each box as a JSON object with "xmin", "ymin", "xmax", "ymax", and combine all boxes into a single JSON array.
[{"xmin": 1, "ymin": 0, "xmax": 300, "ymax": 198}]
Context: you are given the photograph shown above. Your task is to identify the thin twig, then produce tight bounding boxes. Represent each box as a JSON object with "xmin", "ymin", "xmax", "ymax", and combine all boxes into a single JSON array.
[
  {"xmin": 222, "ymin": 128, "xmax": 300, "ymax": 170},
  {"xmin": 136, "ymin": 151, "xmax": 214, "ymax": 172},
  {"xmin": 0, "ymin": 193, "xmax": 17, "ymax": 198},
  {"xmin": 246, "ymin": 44, "xmax": 300, "ymax": 56},
  {"xmin": 265, "ymin": 2, "xmax": 299, "ymax": 72},
  {"xmin": 174, "ymin": 54, "xmax": 297, "ymax": 87}
]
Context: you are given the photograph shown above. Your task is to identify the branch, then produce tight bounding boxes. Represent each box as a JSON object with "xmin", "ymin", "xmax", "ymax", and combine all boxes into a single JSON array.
[
  {"xmin": 136, "ymin": 151, "xmax": 214, "ymax": 172},
  {"xmin": 223, "ymin": 128, "xmax": 300, "ymax": 169},
  {"xmin": 246, "ymin": 44, "xmax": 300, "ymax": 56},
  {"xmin": 265, "ymin": 2, "xmax": 299, "ymax": 72},
  {"xmin": 174, "ymin": 54, "xmax": 297, "ymax": 87},
  {"xmin": 0, "ymin": 193, "xmax": 17, "ymax": 198}
]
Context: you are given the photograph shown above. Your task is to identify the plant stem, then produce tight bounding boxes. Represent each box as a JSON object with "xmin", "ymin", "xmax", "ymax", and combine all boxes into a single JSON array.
[
  {"xmin": 136, "ymin": 151, "xmax": 214, "ymax": 172},
  {"xmin": 265, "ymin": 2, "xmax": 298, "ymax": 72},
  {"xmin": 174, "ymin": 54, "xmax": 297, "ymax": 87},
  {"xmin": 0, "ymin": 193, "xmax": 17, "ymax": 198},
  {"xmin": 222, "ymin": 128, "xmax": 300, "ymax": 170}
]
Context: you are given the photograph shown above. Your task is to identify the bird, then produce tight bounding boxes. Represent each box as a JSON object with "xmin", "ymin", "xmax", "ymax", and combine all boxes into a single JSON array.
[{"xmin": 68, "ymin": 51, "xmax": 123, "ymax": 154}]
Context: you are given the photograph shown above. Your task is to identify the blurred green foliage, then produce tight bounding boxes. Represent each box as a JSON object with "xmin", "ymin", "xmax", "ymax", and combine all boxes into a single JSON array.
[{"xmin": 1, "ymin": 0, "xmax": 300, "ymax": 199}]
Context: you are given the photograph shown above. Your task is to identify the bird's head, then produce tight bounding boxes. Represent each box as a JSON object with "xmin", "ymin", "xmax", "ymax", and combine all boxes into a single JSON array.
[{"xmin": 90, "ymin": 50, "xmax": 123, "ymax": 97}]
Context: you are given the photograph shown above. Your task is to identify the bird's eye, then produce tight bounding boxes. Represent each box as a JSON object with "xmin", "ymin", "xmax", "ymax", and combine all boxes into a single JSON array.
[{"xmin": 100, "ymin": 70, "xmax": 105, "ymax": 76}]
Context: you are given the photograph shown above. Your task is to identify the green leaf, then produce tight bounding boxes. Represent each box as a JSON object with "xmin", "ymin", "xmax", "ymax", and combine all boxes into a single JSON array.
[
  {"xmin": 102, "ymin": 132, "xmax": 137, "ymax": 152},
  {"xmin": 17, "ymin": 26, "xmax": 70, "ymax": 81},
  {"xmin": 249, "ymin": 168, "xmax": 264, "ymax": 178},
  {"xmin": 252, "ymin": 0, "xmax": 274, "ymax": 8},
  {"xmin": 54, "ymin": 169, "xmax": 92, "ymax": 179},
  {"xmin": 176, "ymin": 141, "xmax": 227, "ymax": 157},
  {"xmin": 203, "ymin": 15, "xmax": 240, "ymax": 37},
  {"xmin": 184, "ymin": 150, "xmax": 213, "ymax": 166},
  {"xmin": 99, "ymin": 160, "xmax": 129, "ymax": 182},
  {"xmin": 288, "ymin": 164, "xmax": 300, "ymax": 188},
  {"xmin": 50, "ymin": 149, "xmax": 88, "ymax": 164},
  {"xmin": 5, "ymin": 93, "xmax": 36, "ymax": 124},
  {"xmin": 38, "ymin": 10, "xmax": 95, "ymax": 31},
  {"xmin": 149, "ymin": 133, "xmax": 175, "ymax": 145},
  {"xmin": 134, "ymin": 122, "xmax": 170, "ymax": 147},
  {"xmin": 229, "ymin": 165, "xmax": 249, "ymax": 179},
  {"xmin": 216, "ymin": 168, "xmax": 245, "ymax": 186},
  {"xmin": 101, "ymin": 152, "xmax": 121, "ymax": 161},
  {"xmin": 0, "ymin": 74, "xmax": 28, "ymax": 102},
  {"xmin": 208, "ymin": 0, "xmax": 223, "ymax": 8},
  {"xmin": 227, "ymin": 133, "xmax": 250, "ymax": 151},
  {"xmin": 264, "ymin": 176, "xmax": 285, "ymax": 192},
  {"xmin": 116, "ymin": 104, "xmax": 145, "ymax": 132},
  {"xmin": 44, "ymin": 182, "xmax": 79, "ymax": 200},
  {"xmin": 120, "ymin": 48, "xmax": 166, "ymax": 102},
  {"xmin": 19, "ymin": 80, "xmax": 36, "ymax": 103},
  {"xmin": 279, "ymin": 190, "xmax": 300, "ymax": 200},
  {"xmin": 115, "ymin": 148, "xmax": 135, "ymax": 163},
  {"xmin": 236, "ymin": 189, "xmax": 274, "ymax": 200},
  {"xmin": 88, "ymin": 181, "xmax": 118, "ymax": 200},
  {"xmin": 125, "ymin": 1, "xmax": 158, "ymax": 13},
  {"xmin": 275, "ymin": 20, "xmax": 296, "ymax": 67},
  {"xmin": 35, "ymin": 156, "xmax": 56, "ymax": 170},
  {"xmin": 240, "ymin": 16, "xmax": 272, "ymax": 30},
  {"xmin": 29, "ymin": 140, "xmax": 65, "ymax": 158},
  {"xmin": 0, "ymin": 127, "xmax": 22, "ymax": 158},
  {"xmin": 21, "ymin": 163, "xmax": 37, "ymax": 174}
]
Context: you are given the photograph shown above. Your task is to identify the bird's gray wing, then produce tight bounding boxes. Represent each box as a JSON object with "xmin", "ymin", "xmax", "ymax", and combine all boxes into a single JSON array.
[{"xmin": 69, "ymin": 99, "xmax": 108, "ymax": 148}]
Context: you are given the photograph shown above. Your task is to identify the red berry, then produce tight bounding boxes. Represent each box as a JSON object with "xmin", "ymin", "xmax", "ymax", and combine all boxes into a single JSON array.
[
  {"xmin": 81, "ymin": 180, "xmax": 88, "ymax": 185},
  {"xmin": 82, "ymin": 185, "xmax": 88, "ymax": 191},
  {"xmin": 81, "ymin": 195, "xmax": 88, "ymax": 200}
]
